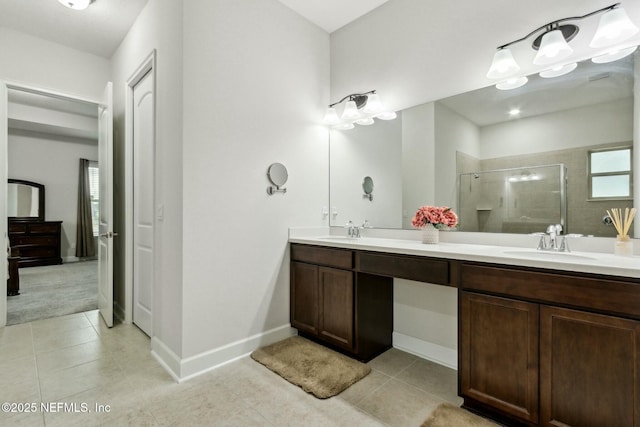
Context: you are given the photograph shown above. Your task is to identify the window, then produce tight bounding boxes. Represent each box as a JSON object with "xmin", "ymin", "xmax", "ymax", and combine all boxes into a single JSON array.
[
  {"xmin": 88, "ymin": 162, "xmax": 100, "ymax": 236},
  {"xmin": 588, "ymin": 147, "xmax": 632, "ymax": 200}
]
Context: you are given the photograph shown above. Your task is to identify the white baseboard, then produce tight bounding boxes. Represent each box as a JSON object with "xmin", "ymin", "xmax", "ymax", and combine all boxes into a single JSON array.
[
  {"xmin": 63, "ymin": 256, "xmax": 79, "ymax": 263},
  {"xmin": 151, "ymin": 336, "xmax": 182, "ymax": 382},
  {"xmin": 393, "ymin": 332, "xmax": 457, "ymax": 370},
  {"xmin": 151, "ymin": 324, "xmax": 296, "ymax": 382}
]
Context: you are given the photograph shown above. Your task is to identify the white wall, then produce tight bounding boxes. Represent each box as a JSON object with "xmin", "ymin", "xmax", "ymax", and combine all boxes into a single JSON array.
[
  {"xmin": 401, "ymin": 102, "xmax": 435, "ymax": 228},
  {"xmin": 0, "ymin": 27, "xmax": 110, "ymax": 101},
  {"xmin": 8, "ymin": 132, "xmax": 98, "ymax": 260},
  {"xmin": 110, "ymin": 0, "xmax": 184, "ymax": 359},
  {"xmin": 480, "ymin": 98, "xmax": 633, "ymax": 159},
  {"xmin": 181, "ymin": 0, "xmax": 329, "ymax": 369},
  {"xmin": 330, "ymin": 116, "xmax": 403, "ymax": 228},
  {"xmin": 434, "ymin": 103, "xmax": 481, "ymax": 210}
]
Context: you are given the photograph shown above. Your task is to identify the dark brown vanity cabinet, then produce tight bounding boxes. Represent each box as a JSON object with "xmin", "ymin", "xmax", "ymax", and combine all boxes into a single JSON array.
[
  {"xmin": 540, "ymin": 306, "xmax": 640, "ymax": 427},
  {"xmin": 461, "ymin": 292, "xmax": 539, "ymax": 425},
  {"xmin": 290, "ymin": 244, "xmax": 393, "ymax": 360},
  {"xmin": 460, "ymin": 262, "xmax": 640, "ymax": 427}
]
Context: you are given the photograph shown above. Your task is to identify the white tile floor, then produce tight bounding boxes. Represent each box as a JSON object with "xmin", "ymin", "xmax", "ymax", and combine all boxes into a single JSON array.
[{"xmin": 0, "ymin": 310, "xmax": 463, "ymax": 427}]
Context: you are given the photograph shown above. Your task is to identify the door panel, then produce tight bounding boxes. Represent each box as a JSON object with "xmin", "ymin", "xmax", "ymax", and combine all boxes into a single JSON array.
[
  {"xmin": 133, "ymin": 71, "xmax": 154, "ymax": 336},
  {"xmin": 318, "ymin": 266, "xmax": 354, "ymax": 350},
  {"xmin": 460, "ymin": 291, "xmax": 539, "ymax": 424},
  {"xmin": 540, "ymin": 306, "xmax": 640, "ymax": 427},
  {"xmin": 98, "ymin": 82, "xmax": 114, "ymax": 327}
]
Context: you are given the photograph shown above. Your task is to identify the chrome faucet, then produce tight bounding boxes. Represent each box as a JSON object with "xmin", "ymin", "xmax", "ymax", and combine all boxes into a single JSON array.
[
  {"xmin": 345, "ymin": 220, "xmax": 359, "ymax": 238},
  {"xmin": 534, "ymin": 224, "xmax": 570, "ymax": 252},
  {"xmin": 345, "ymin": 220, "xmax": 371, "ymax": 238}
]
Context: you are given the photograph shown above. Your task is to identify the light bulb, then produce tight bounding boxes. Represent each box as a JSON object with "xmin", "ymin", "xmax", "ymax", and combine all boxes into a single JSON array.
[
  {"xmin": 341, "ymin": 100, "xmax": 360, "ymax": 120},
  {"xmin": 534, "ymin": 30, "xmax": 573, "ymax": 65},
  {"xmin": 496, "ymin": 76, "xmax": 528, "ymax": 90},
  {"xmin": 592, "ymin": 46, "xmax": 638, "ymax": 63},
  {"xmin": 486, "ymin": 48, "xmax": 520, "ymax": 79},
  {"xmin": 539, "ymin": 62, "xmax": 577, "ymax": 78},
  {"xmin": 376, "ymin": 111, "xmax": 397, "ymax": 120}
]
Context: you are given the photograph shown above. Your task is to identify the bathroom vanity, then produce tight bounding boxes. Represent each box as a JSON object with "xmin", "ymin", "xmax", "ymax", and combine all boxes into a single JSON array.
[{"xmin": 289, "ymin": 236, "xmax": 640, "ymax": 427}]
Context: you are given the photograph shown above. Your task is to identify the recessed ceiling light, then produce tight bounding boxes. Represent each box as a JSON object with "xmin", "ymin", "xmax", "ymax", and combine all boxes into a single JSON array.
[
  {"xmin": 57, "ymin": 0, "xmax": 94, "ymax": 10},
  {"xmin": 509, "ymin": 108, "xmax": 521, "ymax": 116}
]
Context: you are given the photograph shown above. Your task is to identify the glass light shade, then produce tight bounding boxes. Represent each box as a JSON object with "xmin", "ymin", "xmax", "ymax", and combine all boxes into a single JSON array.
[
  {"xmin": 496, "ymin": 76, "xmax": 528, "ymax": 90},
  {"xmin": 534, "ymin": 30, "xmax": 573, "ymax": 65},
  {"xmin": 592, "ymin": 46, "xmax": 638, "ymax": 63},
  {"xmin": 341, "ymin": 100, "xmax": 361, "ymax": 120},
  {"xmin": 57, "ymin": 0, "xmax": 92, "ymax": 10},
  {"xmin": 323, "ymin": 107, "xmax": 340, "ymax": 125},
  {"xmin": 355, "ymin": 117, "xmax": 375, "ymax": 126},
  {"xmin": 333, "ymin": 122, "xmax": 355, "ymax": 130},
  {"xmin": 362, "ymin": 93, "xmax": 384, "ymax": 114},
  {"xmin": 486, "ymin": 48, "xmax": 520, "ymax": 79},
  {"xmin": 376, "ymin": 111, "xmax": 397, "ymax": 120},
  {"xmin": 590, "ymin": 7, "xmax": 639, "ymax": 49},
  {"xmin": 539, "ymin": 62, "xmax": 577, "ymax": 78}
]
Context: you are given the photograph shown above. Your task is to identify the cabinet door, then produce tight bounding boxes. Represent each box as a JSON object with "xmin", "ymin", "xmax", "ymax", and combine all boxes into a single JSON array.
[
  {"xmin": 540, "ymin": 306, "xmax": 640, "ymax": 427},
  {"xmin": 290, "ymin": 262, "xmax": 319, "ymax": 335},
  {"xmin": 318, "ymin": 266, "xmax": 354, "ymax": 350},
  {"xmin": 461, "ymin": 292, "xmax": 539, "ymax": 424}
]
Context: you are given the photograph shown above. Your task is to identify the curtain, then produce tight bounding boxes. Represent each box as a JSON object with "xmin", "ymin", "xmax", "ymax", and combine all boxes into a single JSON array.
[{"xmin": 76, "ymin": 158, "xmax": 96, "ymax": 258}]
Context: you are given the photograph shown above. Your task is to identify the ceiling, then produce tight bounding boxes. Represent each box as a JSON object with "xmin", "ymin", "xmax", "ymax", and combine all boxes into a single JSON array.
[
  {"xmin": 276, "ymin": 0, "xmax": 390, "ymax": 33},
  {"xmin": 0, "ymin": 0, "xmax": 149, "ymax": 58},
  {"xmin": 0, "ymin": 0, "xmax": 386, "ymax": 58}
]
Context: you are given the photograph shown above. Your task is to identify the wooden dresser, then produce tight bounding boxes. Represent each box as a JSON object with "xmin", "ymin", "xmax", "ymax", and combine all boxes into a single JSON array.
[{"xmin": 9, "ymin": 220, "xmax": 63, "ymax": 267}]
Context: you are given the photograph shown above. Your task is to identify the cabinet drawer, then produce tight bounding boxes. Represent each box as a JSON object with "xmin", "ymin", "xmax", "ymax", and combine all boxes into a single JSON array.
[
  {"xmin": 461, "ymin": 263, "xmax": 640, "ymax": 319},
  {"xmin": 13, "ymin": 236, "xmax": 57, "ymax": 246},
  {"xmin": 19, "ymin": 247, "xmax": 57, "ymax": 259},
  {"xmin": 291, "ymin": 244, "xmax": 353, "ymax": 269},
  {"xmin": 9, "ymin": 223, "xmax": 27, "ymax": 234},
  {"xmin": 357, "ymin": 252, "xmax": 450, "ymax": 285},
  {"xmin": 28, "ymin": 223, "xmax": 59, "ymax": 234}
]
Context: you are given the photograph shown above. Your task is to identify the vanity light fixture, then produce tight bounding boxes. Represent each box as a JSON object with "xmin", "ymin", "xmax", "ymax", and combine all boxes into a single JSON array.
[
  {"xmin": 57, "ymin": 0, "xmax": 95, "ymax": 10},
  {"xmin": 323, "ymin": 90, "xmax": 397, "ymax": 130},
  {"xmin": 487, "ymin": 3, "xmax": 639, "ymax": 89}
]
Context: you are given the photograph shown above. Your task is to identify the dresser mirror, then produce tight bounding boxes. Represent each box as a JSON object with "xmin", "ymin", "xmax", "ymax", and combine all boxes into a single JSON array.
[
  {"xmin": 7, "ymin": 179, "xmax": 45, "ymax": 222},
  {"xmin": 329, "ymin": 53, "xmax": 636, "ymax": 237}
]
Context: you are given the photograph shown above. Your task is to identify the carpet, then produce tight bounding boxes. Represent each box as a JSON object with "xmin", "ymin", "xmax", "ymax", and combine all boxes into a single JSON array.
[
  {"xmin": 422, "ymin": 403, "xmax": 501, "ymax": 427},
  {"xmin": 6, "ymin": 260, "xmax": 98, "ymax": 325},
  {"xmin": 250, "ymin": 336, "xmax": 371, "ymax": 399}
]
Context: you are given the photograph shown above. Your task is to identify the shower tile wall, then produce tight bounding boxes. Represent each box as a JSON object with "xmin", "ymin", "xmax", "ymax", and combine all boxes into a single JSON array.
[{"xmin": 457, "ymin": 141, "xmax": 632, "ymax": 237}]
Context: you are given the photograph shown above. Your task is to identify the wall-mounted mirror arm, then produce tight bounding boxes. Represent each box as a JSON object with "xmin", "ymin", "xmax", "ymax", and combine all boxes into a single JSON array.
[{"xmin": 267, "ymin": 162, "xmax": 288, "ymax": 196}]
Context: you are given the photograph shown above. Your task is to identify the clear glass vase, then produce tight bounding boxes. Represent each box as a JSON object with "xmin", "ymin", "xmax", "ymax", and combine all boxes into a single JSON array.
[{"xmin": 614, "ymin": 235, "xmax": 633, "ymax": 256}]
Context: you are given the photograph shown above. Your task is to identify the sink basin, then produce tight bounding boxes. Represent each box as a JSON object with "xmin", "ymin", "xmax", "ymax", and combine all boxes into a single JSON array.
[{"xmin": 502, "ymin": 250, "xmax": 596, "ymax": 261}]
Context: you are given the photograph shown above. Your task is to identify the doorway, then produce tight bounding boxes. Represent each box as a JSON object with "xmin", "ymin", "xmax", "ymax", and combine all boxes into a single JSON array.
[{"xmin": 2, "ymin": 83, "xmax": 114, "ymax": 327}]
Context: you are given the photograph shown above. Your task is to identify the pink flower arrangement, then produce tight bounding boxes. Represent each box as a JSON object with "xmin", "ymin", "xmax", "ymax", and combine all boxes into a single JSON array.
[{"xmin": 411, "ymin": 206, "xmax": 458, "ymax": 229}]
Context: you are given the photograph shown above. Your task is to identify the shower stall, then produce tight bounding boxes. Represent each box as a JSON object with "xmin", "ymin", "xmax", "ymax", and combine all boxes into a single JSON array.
[{"xmin": 458, "ymin": 164, "xmax": 567, "ymax": 234}]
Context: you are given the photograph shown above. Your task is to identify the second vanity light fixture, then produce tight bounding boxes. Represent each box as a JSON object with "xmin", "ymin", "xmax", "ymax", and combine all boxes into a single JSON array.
[
  {"xmin": 323, "ymin": 90, "xmax": 397, "ymax": 130},
  {"xmin": 487, "ymin": 3, "xmax": 639, "ymax": 90}
]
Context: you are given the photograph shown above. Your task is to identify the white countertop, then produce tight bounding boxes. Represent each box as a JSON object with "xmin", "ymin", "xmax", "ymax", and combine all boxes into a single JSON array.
[{"xmin": 289, "ymin": 234, "xmax": 640, "ymax": 279}]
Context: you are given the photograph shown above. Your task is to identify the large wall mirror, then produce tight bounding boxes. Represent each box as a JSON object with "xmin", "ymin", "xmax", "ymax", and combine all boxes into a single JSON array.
[
  {"xmin": 7, "ymin": 179, "xmax": 45, "ymax": 222},
  {"xmin": 329, "ymin": 52, "xmax": 637, "ymax": 238}
]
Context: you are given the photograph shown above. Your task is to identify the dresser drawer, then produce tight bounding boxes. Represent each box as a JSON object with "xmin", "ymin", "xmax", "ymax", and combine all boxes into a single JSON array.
[
  {"xmin": 28, "ymin": 223, "xmax": 60, "ymax": 234},
  {"xmin": 291, "ymin": 244, "xmax": 353, "ymax": 269},
  {"xmin": 357, "ymin": 252, "xmax": 450, "ymax": 285},
  {"xmin": 9, "ymin": 223, "xmax": 27, "ymax": 234},
  {"xmin": 19, "ymin": 246, "xmax": 57, "ymax": 259},
  {"xmin": 13, "ymin": 236, "xmax": 57, "ymax": 246}
]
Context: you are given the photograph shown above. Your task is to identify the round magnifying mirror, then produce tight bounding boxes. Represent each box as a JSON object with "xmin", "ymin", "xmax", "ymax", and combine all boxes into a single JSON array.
[
  {"xmin": 362, "ymin": 176, "xmax": 374, "ymax": 195},
  {"xmin": 267, "ymin": 163, "xmax": 288, "ymax": 188},
  {"xmin": 362, "ymin": 176, "xmax": 374, "ymax": 201}
]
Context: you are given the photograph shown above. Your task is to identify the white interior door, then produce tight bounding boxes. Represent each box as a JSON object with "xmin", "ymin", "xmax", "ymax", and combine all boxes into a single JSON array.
[
  {"xmin": 132, "ymin": 71, "xmax": 154, "ymax": 336},
  {"xmin": 0, "ymin": 82, "xmax": 7, "ymax": 327},
  {"xmin": 98, "ymin": 82, "xmax": 114, "ymax": 327}
]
